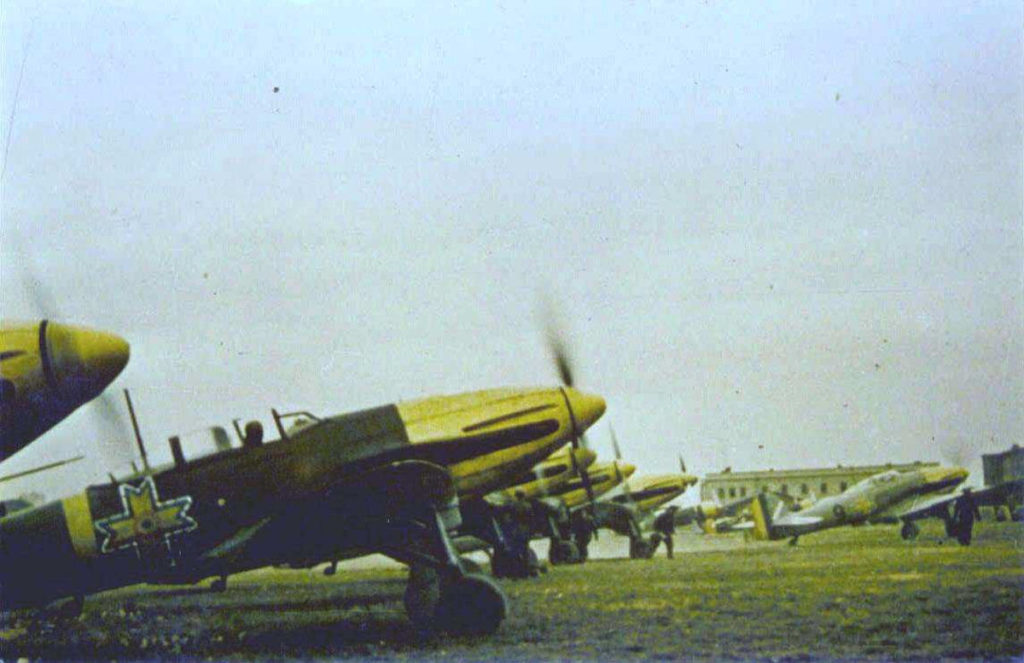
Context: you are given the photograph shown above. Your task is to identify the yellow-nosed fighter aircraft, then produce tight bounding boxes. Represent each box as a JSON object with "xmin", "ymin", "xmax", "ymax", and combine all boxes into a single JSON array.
[
  {"xmin": 0, "ymin": 320, "xmax": 130, "ymax": 460},
  {"xmin": 498, "ymin": 445, "xmax": 598, "ymax": 501},
  {"xmin": 0, "ymin": 385, "xmax": 605, "ymax": 636}
]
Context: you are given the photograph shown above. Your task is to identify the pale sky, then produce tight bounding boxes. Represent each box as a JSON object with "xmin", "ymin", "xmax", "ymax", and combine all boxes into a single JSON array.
[{"xmin": 1, "ymin": 1, "xmax": 1021, "ymax": 503}]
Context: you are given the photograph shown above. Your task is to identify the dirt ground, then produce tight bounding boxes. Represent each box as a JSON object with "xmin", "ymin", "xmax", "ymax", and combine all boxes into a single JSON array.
[{"xmin": 1, "ymin": 520, "xmax": 1021, "ymax": 662}]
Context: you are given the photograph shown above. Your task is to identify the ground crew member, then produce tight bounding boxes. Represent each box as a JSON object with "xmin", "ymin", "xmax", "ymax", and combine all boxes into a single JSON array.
[
  {"xmin": 653, "ymin": 505, "xmax": 680, "ymax": 559},
  {"xmin": 952, "ymin": 488, "xmax": 981, "ymax": 546}
]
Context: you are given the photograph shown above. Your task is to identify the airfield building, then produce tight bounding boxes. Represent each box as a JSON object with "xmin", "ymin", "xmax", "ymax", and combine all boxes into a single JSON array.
[
  {"xmin": 700, "ymin": 461, "xmax": 939, "ymax": 503},
  {"xmin": 982, "ymin": 444, "xmax": 1024, "ymax": 486}
]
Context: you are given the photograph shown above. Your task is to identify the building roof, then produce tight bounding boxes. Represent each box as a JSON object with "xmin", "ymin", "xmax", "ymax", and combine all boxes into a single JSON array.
[{"xmin": 703, "ymin": 461, "xmax": 937, "ymax": 482}]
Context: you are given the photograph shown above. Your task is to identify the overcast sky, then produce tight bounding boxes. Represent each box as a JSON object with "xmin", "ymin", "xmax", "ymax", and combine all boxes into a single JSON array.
[{"xmin": 1, "ymin": 1, "xmax": 1021, "ymax": 503}]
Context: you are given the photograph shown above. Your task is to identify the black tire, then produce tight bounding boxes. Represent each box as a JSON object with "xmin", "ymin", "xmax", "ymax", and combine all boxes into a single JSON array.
[
  {"xmin": 629, "ymin": 537, "xmax": 655, "ymax": 560},
  {"xmin": 549, "ymin": 540, "xmax": 578, "ymax": 566},
  {"xmin": 900, "ymin": 522, "xmax": 918, "ymax": 540},
  {"xmin": 434, "ymin": 574, "xmax": 508, "ymax": 636}
]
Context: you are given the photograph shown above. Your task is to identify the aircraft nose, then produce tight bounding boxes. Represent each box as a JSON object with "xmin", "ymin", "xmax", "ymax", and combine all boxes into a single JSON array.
[
  {"xmin": 563, "ymin": 388, "xmax": 606, "ymax": 433},
  {"xmin": 49, "ymin": 323, "xmax": 130, "ymax": 397},
  {"xmin": 575, "ymin": 447, "xmax": 598, "ymax": 469},
  {"xmin": 922, "ymin": 466, "xmax": 968, "ymax": 486},
  {"xmin": 76, "ymin": 329, "xmax": 130, "ymax": 388}
]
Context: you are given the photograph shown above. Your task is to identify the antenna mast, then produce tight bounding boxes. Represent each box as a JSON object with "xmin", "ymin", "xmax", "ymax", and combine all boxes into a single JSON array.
[{"xmin": 123, "ymin": 389, "xmax": 150, "ymax": 473}]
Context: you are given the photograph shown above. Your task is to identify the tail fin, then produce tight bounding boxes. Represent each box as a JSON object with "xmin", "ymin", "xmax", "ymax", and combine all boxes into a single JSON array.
[{"xmin": 749, "ymin": 493, "xmax": 777, "ymax": 541}]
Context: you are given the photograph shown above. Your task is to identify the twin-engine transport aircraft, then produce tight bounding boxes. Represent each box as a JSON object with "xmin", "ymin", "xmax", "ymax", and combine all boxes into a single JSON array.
[
  {"xmin": 0, "ymin": 386, "xmax": 605, "ymax": 636},
  {"xmin": 746, "ymin": 465, "xmax": 968, "ymax": 545},
  {"xmin": 0, "ymin": 320, "xmax": 130, "ymax": 460}
]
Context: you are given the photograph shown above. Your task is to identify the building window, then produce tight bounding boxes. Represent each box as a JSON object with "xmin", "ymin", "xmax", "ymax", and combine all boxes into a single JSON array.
[
  {"xmin": 820, "ymin": 482, "xmax": 828, "ymax": 494},
  {"xmin": 800, "ymin": 483, "xmax": 809, "ymax": 495},
  {"xmin": 780, "ymin": 484, "xmax": 789, "ymax": 495},
  {"xmin": 729, "ymin": 487, "xmax": 736, "ymax": 498},
  {"xmin": 718, "ymin": 488, "xmax": 725, "ymax": 499},
  {"xmin": 840, "ymin": 481, "xmax": 848, "ymax": 491},
  {"xmin": 740, "ymin": 487, "xmax": 747, "ymax": 497}
]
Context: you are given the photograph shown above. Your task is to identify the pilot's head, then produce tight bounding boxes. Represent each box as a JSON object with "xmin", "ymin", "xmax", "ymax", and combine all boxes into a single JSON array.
[{"xmin": 244, "ymin": 420, "xmax": 264, "ymax": 447}]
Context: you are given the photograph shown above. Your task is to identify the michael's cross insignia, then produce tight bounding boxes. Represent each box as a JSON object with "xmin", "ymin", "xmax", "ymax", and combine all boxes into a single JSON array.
[{"xmin": 95, "ymin": 476, "xmax": 197, "ymax": 557}]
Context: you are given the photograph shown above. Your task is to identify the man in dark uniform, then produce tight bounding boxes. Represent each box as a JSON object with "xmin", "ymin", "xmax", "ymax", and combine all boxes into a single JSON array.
[
  {"xmin": 952, "ymin": 488, "xmax": 982, "ymax": 546},
  {"xmin": 652, "ymin": 505, "xmax": 680, "ymax": 559},
  {"xmin": 571, "ymin": 509, "xmax": 595, "ymax": 561}
]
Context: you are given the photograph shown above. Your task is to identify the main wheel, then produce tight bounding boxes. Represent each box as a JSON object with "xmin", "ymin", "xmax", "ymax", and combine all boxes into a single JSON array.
[
  {"xmin": 548, "ymin": 540, "xmax": 579, "ymax": 565},
  {"xmin": 900, "ymin": 521, "xmax": 919, "ymax": 540},
  {"xmin": 491, "ymin": 549, "xmax": 533, "ymax": 579},
  {"xmin": 434, "ymin": 574, "xmax": 507, "ymax": 636},
  {"xmin": 629, "ymin": 536, "xmax": 655, "ymax": 559}
]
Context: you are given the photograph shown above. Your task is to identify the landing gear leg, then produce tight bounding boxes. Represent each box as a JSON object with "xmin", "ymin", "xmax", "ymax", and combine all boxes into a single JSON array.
[
  {"xmin": 400, "ymin": 510, "xmax": 507, "ymax": 636},
  {"xmin": 346, "ymin": 461, "xmax": 508, "ymax": 635},
  {"xmin": 629, "ymin": 534, "xmax": 656, "ymax": 559},
  {"xmin": 788, "ymin": 536, "xmax": 800, "ymax": 546},
  {"xmin": 323, "ymin": 561, "xmax": 338, "ymax": 577}
]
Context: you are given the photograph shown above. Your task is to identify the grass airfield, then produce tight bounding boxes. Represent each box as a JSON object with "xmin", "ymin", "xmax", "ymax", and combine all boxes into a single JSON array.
[{"xmin": 1, "ymin": 520, "xmax": 1021, "ymax": 661}]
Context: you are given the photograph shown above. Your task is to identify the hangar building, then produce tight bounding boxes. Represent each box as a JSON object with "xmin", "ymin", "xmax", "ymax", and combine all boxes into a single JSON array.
[
  {"xmin": 982, "ymin": 444, "xmax": 1024, "ymax": 487},
  {"xmin": 700, "ymin": 461, "xmax": 939, "ymax": 503}
]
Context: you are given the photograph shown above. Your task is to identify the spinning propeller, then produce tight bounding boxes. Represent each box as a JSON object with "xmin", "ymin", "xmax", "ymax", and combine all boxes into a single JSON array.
[
  {"xmin": 21, "ymin": 261, "xmax": 136, "ymax": 467},
  {"xmin": 610, "ymin": 424, "xmax": 633, "ymax": 501},
  {"xmin": 544, "ymin": 305, "xmax": 598, "ymax": 512}
]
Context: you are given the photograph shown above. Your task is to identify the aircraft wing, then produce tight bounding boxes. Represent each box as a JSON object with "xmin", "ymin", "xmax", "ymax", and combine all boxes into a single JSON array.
[
  {"xmin": 875, "ymin": 492, "xmax": 954, "ymax": 522},
  {"xmin": 887, "ymin": 480, "xmax": 1024, "ymax": 523},
  {"xmin": 199, "ymin": 460, "xmax": 460, "ymax": 571},
  {"xmin": 970, "ymin": 479, "xmax": 1024, "ymax": 507}
]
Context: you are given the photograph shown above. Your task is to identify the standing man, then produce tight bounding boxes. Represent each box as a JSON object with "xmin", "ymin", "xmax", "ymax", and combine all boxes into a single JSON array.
[
  {"xmin": 652, "ymin": 505, "xmax": 680, "ymax": 559},
  {"xmin": 952, "ymin": 488, "xmax": 982, "ymax": 546}
]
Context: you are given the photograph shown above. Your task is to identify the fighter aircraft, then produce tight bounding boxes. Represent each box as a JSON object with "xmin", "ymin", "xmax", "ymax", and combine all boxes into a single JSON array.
[
  {"xmin": 453, "ymin": 456, "xmax": 633, "ymax": 576},
  {"xmin": 0, "ymin": 320, "xmax": 130, "ymax": 460},
  {"xmin": 0, "ymin": 385, "xmax": 605, "ymax": 636},
  {"xmin": 745, "ymin": 464, "xmax": 969, "ymax": 545},
  {"xmin": 589, "ymin": 430, "xmax": 698, "ymax": 558},
  {"xmin": 671, "ymin": 495, "xmax": 758, "ymax": 533},
  {"xmin": 496, "ymin": 445, "xmax": 597, "ymax": 501}
]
